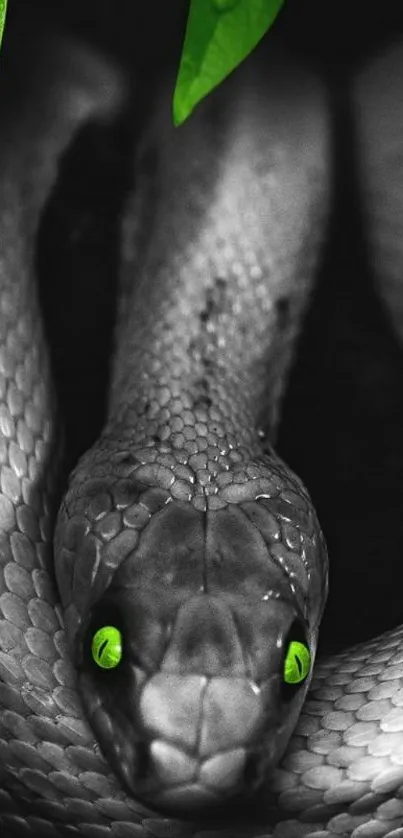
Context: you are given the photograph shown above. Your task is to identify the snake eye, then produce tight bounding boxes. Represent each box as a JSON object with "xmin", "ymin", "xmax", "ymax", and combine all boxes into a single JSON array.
[
  {"xmin": 91, "ymin": 625, "xmax": 123, "ymax": 670},
  {"xmin": 283, "ymin": 640, "xmax": 311, "ymax": 685}
]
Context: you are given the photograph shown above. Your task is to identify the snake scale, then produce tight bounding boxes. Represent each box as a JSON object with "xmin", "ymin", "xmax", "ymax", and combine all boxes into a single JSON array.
[{"xmin": 1, "ymin": 12, "xmax": 403, "ymax": 838}]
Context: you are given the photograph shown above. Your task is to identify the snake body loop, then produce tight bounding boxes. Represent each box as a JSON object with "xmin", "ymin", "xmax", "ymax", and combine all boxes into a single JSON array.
[{"xmin": 1, "ymin": 16, "xmax": 403, "ymax": 838}]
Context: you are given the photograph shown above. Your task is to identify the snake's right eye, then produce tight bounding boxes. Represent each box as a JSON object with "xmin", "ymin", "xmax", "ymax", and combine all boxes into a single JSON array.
[
  {"xmin": 281, "ymin": 621, "xmax": 312, "ymax": 702},
  {"xmin": 91, "ymin": 625, "xmax": 123, "ymax": 670},
  {"xmin": 283, "ymin": 640, "xmax": 311, "ymax": 685}
]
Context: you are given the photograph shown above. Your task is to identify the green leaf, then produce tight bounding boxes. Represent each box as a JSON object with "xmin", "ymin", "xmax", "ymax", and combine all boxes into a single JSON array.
[
  {"xmin": 0, "ymin": 0, "xmax": 7, "ymax": 54},
  {"xmin": 173, "ymin": 0, "xmax": 285, "ymax": 126}
]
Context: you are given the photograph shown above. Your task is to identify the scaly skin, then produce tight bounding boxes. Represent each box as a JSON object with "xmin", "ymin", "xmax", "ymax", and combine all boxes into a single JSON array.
[
  {"xmin": 55, "ymin": 42, "xmax": 330, "ymax": 813},
  {"xmin": 1, "ymin": 18, "xmax": 403, "ymax": 838}
]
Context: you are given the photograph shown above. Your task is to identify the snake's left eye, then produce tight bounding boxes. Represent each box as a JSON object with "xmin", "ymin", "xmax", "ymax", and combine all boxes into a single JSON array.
[
  {"xmin": 91, "ymin": 625, "xmax": 123, "ymax": 669},
  {"xmin": 283, "ymin": 640, "xmax": 311, "ymax": 685}
]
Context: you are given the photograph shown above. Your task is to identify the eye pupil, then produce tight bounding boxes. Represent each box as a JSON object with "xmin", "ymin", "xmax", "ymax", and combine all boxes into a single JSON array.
[{"xmin": 98, "ymin": 639, "xmax": 108, "ymax": 661}]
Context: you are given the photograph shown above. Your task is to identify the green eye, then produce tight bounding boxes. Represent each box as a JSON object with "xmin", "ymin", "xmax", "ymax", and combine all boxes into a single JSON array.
[
  {"xmin": 91, "ymin": 626, "xmax": 123, "ymax": 670},
  {"xmin": 284, "ymin": 640, "xmax": 311, "ymax": 685}
]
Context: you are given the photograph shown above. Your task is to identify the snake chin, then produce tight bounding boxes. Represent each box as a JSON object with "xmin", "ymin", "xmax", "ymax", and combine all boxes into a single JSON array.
[{"xmin": 78, "ymin": 668, "xmax": 309, "ymax": 815}]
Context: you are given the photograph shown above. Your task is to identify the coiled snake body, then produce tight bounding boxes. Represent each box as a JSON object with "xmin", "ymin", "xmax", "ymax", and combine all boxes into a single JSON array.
[{"xmin": 1, "ymin": 18, "xmax": 403, "ymax": 838}]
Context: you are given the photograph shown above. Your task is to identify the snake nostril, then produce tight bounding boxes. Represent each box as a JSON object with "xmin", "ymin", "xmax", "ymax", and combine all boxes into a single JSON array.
[
  {"xmin": 275, "ymin": 295, "xmax": 291, "ymax": 330},
  {"xmin": 243, "ymin": 751, "xmax": 262, "ymax": 791},
  {"xmin": 133, "ymin": 739, "xmax": 152, "ymax": 783}
]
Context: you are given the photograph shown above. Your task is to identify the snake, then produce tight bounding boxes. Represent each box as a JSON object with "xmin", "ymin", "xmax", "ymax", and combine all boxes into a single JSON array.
[{"xmin": 1, "ymin": 10, "xmax": 403, "ymax": 838}]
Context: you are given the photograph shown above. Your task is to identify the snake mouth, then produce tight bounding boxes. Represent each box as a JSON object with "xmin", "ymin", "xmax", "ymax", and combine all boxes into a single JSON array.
[
  {"xmin": 81, "ymin": 668, "xmax": 279, "ymax": 813},
  {"xmin": 79, "ymin": 666, "xmax": 306, "ymax": 815},
  {"xmin": 132, "ymin": 738, "xmax": 256, "ymax": 812}
]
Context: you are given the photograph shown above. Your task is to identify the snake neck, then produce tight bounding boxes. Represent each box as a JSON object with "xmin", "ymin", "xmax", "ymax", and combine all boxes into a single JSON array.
[{"xmin": 101, "ymin": 63, "xmax": 328, "ymax": 497}]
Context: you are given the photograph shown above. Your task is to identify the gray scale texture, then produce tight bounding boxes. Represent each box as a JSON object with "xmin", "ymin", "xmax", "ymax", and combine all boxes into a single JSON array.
[
  {"xmin": 0, "ymin": 17, "xmax": 403, "ymax": 838},
  {"xmin": 54, "ymin": 37, "xmax": 330, "ymax": 817}
]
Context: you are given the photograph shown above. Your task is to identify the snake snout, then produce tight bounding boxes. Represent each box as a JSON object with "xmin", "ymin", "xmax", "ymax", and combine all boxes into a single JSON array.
[
  {"xmin": 132, "ymin": 594, "xmax": 312, "ymax": 811},
  {"xmin": 138, "ymin": 670, "xmax": 264, "ymax": 810}
]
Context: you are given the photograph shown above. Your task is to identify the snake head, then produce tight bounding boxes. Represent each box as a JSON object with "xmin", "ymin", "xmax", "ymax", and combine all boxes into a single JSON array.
[{"xmin": 55, "ymin": 459, "xmax": 328, "ymax": 813}]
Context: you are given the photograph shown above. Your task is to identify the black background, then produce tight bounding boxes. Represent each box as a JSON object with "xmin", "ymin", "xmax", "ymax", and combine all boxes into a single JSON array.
[
  {"xmin": 11, "ymin": 0, "xmax": 403, "ymax": 73},
  {"xmin": 6, "ymin": 0, "xmax": 403, "ymax": 657}
]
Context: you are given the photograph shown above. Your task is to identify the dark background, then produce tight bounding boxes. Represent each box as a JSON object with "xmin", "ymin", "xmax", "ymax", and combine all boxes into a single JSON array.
[
  {"xmin": 6, "ymin": 0, "xmax": 403, "ymax": 657},
  {"xmin": 11, "ymin": 0, "xmax": 403, "ymax": 74},
  {"xmin": 10, "ymin": 0, "xmax": 403, "ymax": 72}
]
